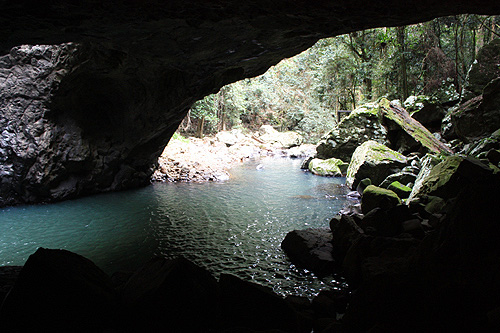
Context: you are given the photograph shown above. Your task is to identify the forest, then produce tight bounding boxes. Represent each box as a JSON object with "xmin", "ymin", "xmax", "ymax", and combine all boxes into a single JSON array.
[{"xmin": 179, "ymin": 15, "xmax": 499, "ymax": 143}]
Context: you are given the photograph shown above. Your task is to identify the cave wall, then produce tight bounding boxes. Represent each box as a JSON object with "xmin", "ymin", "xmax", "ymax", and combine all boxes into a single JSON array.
[{"xmin": 1, "ymin": 0, "xmax": 500, "ymax": 206}]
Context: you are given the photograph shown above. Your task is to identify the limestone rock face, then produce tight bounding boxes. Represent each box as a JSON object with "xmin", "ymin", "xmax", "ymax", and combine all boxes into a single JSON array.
[
  {"xmin": 1, "ymin": 1, "xmax": 499, "ymax": 206},
  {"xmin": 316, "ymin": 103, "xmax": 387, "ymax": 161},
  {"xmin": 346, "ymin": 141, "xmax": 408, "ymax": 190}
]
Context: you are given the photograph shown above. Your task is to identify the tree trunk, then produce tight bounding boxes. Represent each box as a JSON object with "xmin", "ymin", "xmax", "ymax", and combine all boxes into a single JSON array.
[
  {"xmin": 196, "ymin": 116, "xmax": 205, "ymax": 138},
  {"xmin": 397, "ymin": 26, "xmax": 409, "ymax": 102}
]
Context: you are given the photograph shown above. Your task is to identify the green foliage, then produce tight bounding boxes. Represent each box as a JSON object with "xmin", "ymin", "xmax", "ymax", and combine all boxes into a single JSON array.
[
  {"xmin": 181, "ymin": 15, "xmax": 499, "ymax": 141},
  {"xmin": 171, "ymin": 132, "xmax": 190, "ymax": 143}
]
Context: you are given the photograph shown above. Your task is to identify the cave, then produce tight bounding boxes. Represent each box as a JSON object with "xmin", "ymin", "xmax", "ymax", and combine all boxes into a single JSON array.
[
  {"xmin": 0, "ymin": 0, "xmax": 499, "ymax": 206},
  {"xmin": 2, "ymin": 1, "xmax": 500, "ymax": 332}
]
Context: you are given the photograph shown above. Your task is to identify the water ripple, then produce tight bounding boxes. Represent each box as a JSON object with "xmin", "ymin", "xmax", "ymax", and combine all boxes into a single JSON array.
[{"xmin": 0, "ymin": 157, "xmax": 348, "ymax": 298}]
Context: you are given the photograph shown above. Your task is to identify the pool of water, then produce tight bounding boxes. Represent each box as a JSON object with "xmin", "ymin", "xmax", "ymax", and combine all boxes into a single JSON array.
[{"xmin": 0, "ymin": 157, "xmax": 350, "ymax": 297}]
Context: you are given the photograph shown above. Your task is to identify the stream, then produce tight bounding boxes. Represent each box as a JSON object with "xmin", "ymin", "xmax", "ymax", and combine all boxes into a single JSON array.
[{"xmin": 0, "ymin": 157, "xmax": 350, "ymax": 297}]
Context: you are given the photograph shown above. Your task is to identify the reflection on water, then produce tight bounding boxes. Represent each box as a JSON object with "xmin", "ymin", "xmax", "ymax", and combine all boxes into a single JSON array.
[{"xmin": 0, "ymin": 157, "xmax": 349, "ymax": 297}]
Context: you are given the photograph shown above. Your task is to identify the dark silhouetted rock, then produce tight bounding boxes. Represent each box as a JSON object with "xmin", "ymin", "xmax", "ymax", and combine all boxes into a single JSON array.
[
  {"xmin": 219, "ymin": 274, "xmax": 306, "ymax": 332},
  {"xmin": 0, "ymin": 266, "xmax": 22, "ymax": 305},
  {"xmin": 330, "ymin": 214, "xmax": 364, "ymax": 263},
  {"xmin": 462, "ymin": 38, "xmax": 500, "ymax": 100},
  {"xmin": 120, "ymin": 257, "xmax": 220, "ymax": 332},
  {"xmin": 281, "ymin": 228, "xmax": 336, "ymax": 277},
  {"xmin": 0, "ymin": 248, "xmax": 119, "ymax": 332}
]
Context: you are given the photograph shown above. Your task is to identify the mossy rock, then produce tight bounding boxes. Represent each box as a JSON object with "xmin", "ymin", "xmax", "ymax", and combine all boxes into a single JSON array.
[
  {"xmin": 388, "ymin": 181, "xmax": 412, "ymax": 199},
  {"xmin": 308, "ymin": 158, "xmax": 347, "ymax": 177},
  {"xmin": 407, "ymin": 155, "xmax": 463, "ymax": 202},
  {"xmin": 346, "ymin": 140, "xmax": 408, "ymax": 189},
  {"xmin": 361, "ymin": 185, "xmax": 402, "ymax": 214},
  {"xmin": 356, "ymin": 178, "xmax": 372, "ymax": 195},
  {"xmin": 379, "ymin": 98, "xmax": 454, "ymax": 155},
  {"xmin": 315, "ymin": 102, "xmax": 387, "ymax": 162}
]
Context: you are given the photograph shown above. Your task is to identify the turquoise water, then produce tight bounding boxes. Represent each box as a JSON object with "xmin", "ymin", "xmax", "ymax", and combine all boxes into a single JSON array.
[{"xmin": 0, "ymin": 157, "xmax": 349, "ymax": 297}]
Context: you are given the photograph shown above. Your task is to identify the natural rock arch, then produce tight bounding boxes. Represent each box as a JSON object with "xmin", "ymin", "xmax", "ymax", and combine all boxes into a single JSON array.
[{"xmin": 1, "ymin": 0, "xmax": 499, "ymax": 206}]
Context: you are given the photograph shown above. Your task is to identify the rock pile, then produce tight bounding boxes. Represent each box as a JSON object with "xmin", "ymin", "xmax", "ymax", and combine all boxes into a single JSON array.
[{"xmin": 280, "ymin": 38, "xmax": 500, "ymax": 331}]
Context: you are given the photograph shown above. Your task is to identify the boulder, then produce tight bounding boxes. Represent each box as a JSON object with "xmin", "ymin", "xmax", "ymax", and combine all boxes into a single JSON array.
[
  {"xmin": 287, "ymin": 144, "xmax": 317, "ymax": 158},
  {"xmin": 120, "ymin": 257, "xmax": 220, "ymax": 332},
  {"xmin": 316, "ymin": 103, "xmax": 387, "ymax": 161},
  {"xmin": 346, "ymin": 141, "xmax": 408, "ymax": 189},
  {"xmin": 308, "ymin": 158, "xmax": 348, "ymax": 177},
  {"xmin": 281, "ymin": 228, "xmax": 336, "ymax": 277},
  {"xmin": 379, "ymin": 98, "xmax": 454, "ymax": 155},
  {"xmin": 0, "ymin": 248, "xmax": 119, "ymax": 332},
  {"xmin": 409, "ymin": 155, "xmax": 494, "ymax": 203},
  {"xmin": 449, "ymin": 79, "xmax": 500, "ymax": 141},
  {"xmin": 462, "ymin": 38, "xmax": 500, "ymax": 100},
  {"xmin": 361, "ymin": 185, "xmax": 401, "ymax": 215},
  {"xmin": 258, "ymin": 125, "xmax": 303, "ymax": 148},
  {"xmin": 404, "ymin": 95, "xmax": 447, "ymax": 132},
  {"xmin": 216, "ymin": 130, "xmax": 243, "ymax": 146},
  {"xmin": 462, "ymin": 128, "xmax": 500, "ymax": 157},
  {"xmin": 330, "ymin": 214, "xmax": 364, "ymax": 262},
  {"xmin": 379, "ymin": 171, "xmax": 417, "ymax": 189},
  {"xmin": 406, "ymin": 154, "xmax": 442, "ymax": 203},
  {"xmin": 356, "ymin": 177, "xmax": 372, "ymax": 196},
  {"xmin": 387, "ymin": 181, "xmax": 412, "ymax": 199},
  {"xmin": 219, "ymin": 274, "xmax": 305, "ymax": 332},
  {"xmin": 407, "ymin": 155, "xmax": 463, "ymax": 201}
]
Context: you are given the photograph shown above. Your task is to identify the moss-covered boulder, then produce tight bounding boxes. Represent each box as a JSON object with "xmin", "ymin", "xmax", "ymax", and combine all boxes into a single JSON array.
[
  {"xmin": 410, "ymin": 156, "xmax": 496, "ymax": 204},
  {"xmin": 407, "ymin": 155, "xmax": 463, "ymax": 202},
  {"xmin": 346, "ymin": 141, "xmax": 408, "ymax": 189},
  {"xmin": 379, "ymin": 172, "xmax": 417, "ymax": 189},
  {"xmin": 361, "ymin": 185, "xmax": 401, "ymax": 214},
  {"xmin": 316, "ymin": 103, "xmax": 387, "ymax": 162},
  {"xmin": 388, "ymin": 181, "xmax": 412, "ymax": 199},
  {"xmin": 379, "ymin": 98, "xmax": 454, "ymax": 155},
  {"xmin": 308, "ymin": 158, "xmax": 348, "ymax": 177}
]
